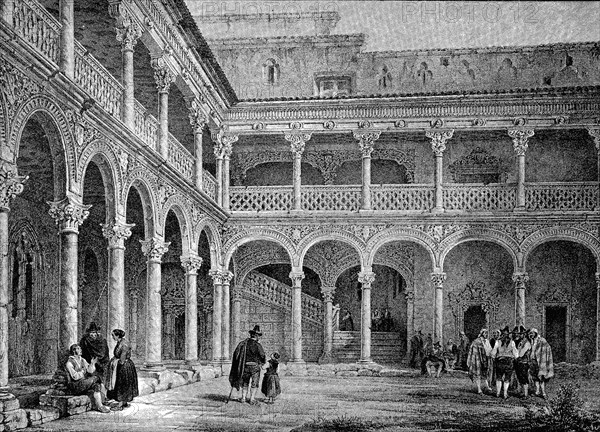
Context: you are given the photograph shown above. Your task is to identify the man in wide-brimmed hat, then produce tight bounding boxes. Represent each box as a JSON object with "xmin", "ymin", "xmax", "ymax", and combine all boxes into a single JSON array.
[
  {"xmin": 512, "ymin": 325, "xmax": 532, "ymax": 398},
  {"xmin": 79, "ymin": 322, "xmax": 110, "ymax": 386},
  {"xmin": 229, "ymin": 325, "xmax": 266, "ymax": 404},
  {"xmin": 528, "ymin": 328, "xmax": 554, "ymax": 399}
]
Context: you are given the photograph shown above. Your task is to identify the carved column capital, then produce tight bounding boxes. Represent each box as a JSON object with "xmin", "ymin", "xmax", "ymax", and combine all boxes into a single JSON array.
[
  {"xmin": 289, "ymin": 271, "xmax": 305, "ymax": 287},
  {"xmin": 0, "ymin": 162, "xmax": 27, "ymax": 211},
  {"xmin": 140, "ymin": 238, "xmax": 170, "ymax": 262},
  {"xmin": 426, "ymin": 130, "xmax": 454, "ymax": 156},
  {"xmin": 151, "ymin": 58, "xmax": 176, "ymax": 93},
  {"xmin": 187, "ymin": 99, "xmax": 207, "ymax": 134},
  {"xmin": 431, "ymin": 272, "xmax": 446, "ymax": 289},
  {"xmin": 321, "ymin": 286, "xmax": 336, "ymax": 303},
  {"xmin": 47, "ymin": 196, "xmax": 91, "ymax": 234},
  {"xmin": 180, "ymin": 255, "xmax": 203, "ymax": 275},
  {"xmin": 232, "ymin": 285, "xmax": 243, "ymax": 301},
  {"xmin": 115, "ymin": 19, "xmax": 143, "ymax": 52},
  {"xmin": 102, "ymin": 221, "xmax": 134, "ymax": 249},
  {"xmin": 586, "ymin": 127, "xmax": 600, "ymax": 152},
  {"xmin": 209, "ymin": 269, "xmax": 223, "ymax": 285},
  {"xmin": 213, "ymin": 132, "xmax": 238, "ymax": 159},
  {"xmin": 353, "ymin": 130, "xmax": 381, "ymax": 157},
  {"xmin": 512, "ymin": 272, "xmax": 530, "ymax": 290},
  {"xmin": 220, "ymin": 270, "xmax": 234, "ymax": 286},
  {"xmin": 358, "ymin": 271, "xmax": 375, "ymax": 288},
  {"xmin": 284, "ymin": 132, "xmax": 312, "ymax": 157},
  {"xmin": 404, "ymin": 291, "xmax": 415, "ymax": 302},
  {"xmin": 508, "ymin": 129, "xmax": 534, "ymax": 156}
]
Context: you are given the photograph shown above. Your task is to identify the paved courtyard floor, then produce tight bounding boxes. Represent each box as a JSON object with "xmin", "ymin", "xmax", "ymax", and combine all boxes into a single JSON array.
[{"xmin": 26, "ymin": 371, "xmax": 600, "ymax": 432}]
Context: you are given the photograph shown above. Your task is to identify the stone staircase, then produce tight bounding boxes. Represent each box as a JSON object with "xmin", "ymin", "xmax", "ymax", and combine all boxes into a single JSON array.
[{"xmin": 333, "ymin": 331, "xmax": 406, "ymax": 364}]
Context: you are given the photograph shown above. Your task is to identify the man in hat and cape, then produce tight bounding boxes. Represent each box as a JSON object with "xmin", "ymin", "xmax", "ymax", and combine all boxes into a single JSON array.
[
  {"xmin": 229, "ymin": 325, "xmax": 266, "ymax": 404},
  {"xmin": 528, "ymin": 328, "xmax": 554, "ymax": 399},
  {"xmin": 79, "ymin": 322, "xmax": 110, "ymax": 387}
]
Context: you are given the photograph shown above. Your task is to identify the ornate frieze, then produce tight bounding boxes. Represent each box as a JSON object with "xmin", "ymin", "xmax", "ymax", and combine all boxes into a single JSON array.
[
  {"xmin": 508, "ymin": 129, "xmax": 535, "ymax": 156},
  {"xmin": 47, "ymin": 196, "xmax": 91, "ymax": 233},
  {"xmin": 140, "ymin": 238, "xmax": 170, "ymax": 261},
  {"xmin": 0, "ymin": 162, "xmax": 28, "ymax": 211},
  {"xmin": 426, "ymin": 130, "xmax": 454, "ymax": 156},
  {"xmin": 180, "ymin": 255, "xmax": 203, "ymax": 274},
  {"xmin": 102, "ymin": 221, "xmax": 134, "ymax": 249}
]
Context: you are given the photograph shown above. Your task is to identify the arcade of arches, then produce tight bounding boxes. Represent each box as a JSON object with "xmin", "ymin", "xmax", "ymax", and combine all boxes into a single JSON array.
[{"xmin": 0, "ymin": 0, "xmax": 599, "ymax": 415}]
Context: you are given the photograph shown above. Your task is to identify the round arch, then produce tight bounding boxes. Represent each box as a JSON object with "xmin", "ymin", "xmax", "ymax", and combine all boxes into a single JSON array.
[
  {"xmin": 438, "ymin": 229, "xmax": 521, "ymax": 271},
  {"xmin": 194, "ymin": 217, "xmax": 223, "ymax": 271},
  {"xmin": 222, "ymin": 228, "xmax": 296, "ymax": 270},
  {"xmin": 366, "ymin": 227, "xmax": 437, "ymax": 270},
  {"xmin": 123, "ymin": 178, "xmax": 156, "ymax": 240},
  {"xmin": 296, "ymin": 230, "xmax": 365, "ymax": 270},
  {"xmin": 522, "ymin": 227, "xmax": 600, "ymax": 270},
  {"xmin": 9, "ymin": 95, "xmax": 74, "ymax": 197},
  {"xmin": 161, "ymin": 199, "xmax": 193, "ymax": 256},
  {"xmin": 80, "ymin": 152, "xmax": 119, "ymax": 224}
]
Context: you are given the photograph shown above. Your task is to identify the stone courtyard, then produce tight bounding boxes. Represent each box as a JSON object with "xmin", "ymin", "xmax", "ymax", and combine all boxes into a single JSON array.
[{"xmin": 22, "ymin": 366, "xmax": 600, "ymax": 432}]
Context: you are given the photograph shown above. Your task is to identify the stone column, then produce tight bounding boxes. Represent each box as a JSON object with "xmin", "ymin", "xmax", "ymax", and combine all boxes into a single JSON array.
[
  {"xmin": 48, "ymin": 197, "xmax": 91, "ymax": 356},
  {"xmin": 181, "ymin": 254, "xmax": 202, "ymax": 366},
  {"xmin": 130, "ymin": 288, "xmax": 138, "ymax": 355},
  {"xmin": 221, "ymin": 271, "xmax": 233, "ymax": 362},
  {"xmin": 152, "ymin": 58, "xmax": 175, "ymax": 159},
  {"xmin": 426, "ymin": 130, "xmax": 453, "ymax": 213},
  {"xmin": 319, "ymin": 287, "xmax": 335, "ymax": 364},
  {"xmin": 289, "ymin": 270, "xmax": 305, "ymax": 363},
  {"xmin": 1, "ymin": 0, "xmax": 14, "ymax": 24},
  {"xmin": 284, "ymin": 133, "xmax": 312, "ymax": 212},
  {"xmin": 405, "ymin": 291, "xmax": 415, "ymax": 343},
  {"xmin": 102, "ymin": 221, "xmax": 133, "ymax": 346},
  {"xmin": 140, "ymin": 238, "xmax": 170, "ymax": 370},
  {"xmin": 353, "ymin": 130, "xmax": 381, "ymax": 211},
  {"xmin": 115, "ymin": 19, "xmax": 143, "ymax": 130},
  {"xmin": 187, "ymin": 99, "xmax": 207, "ymax": 191},
  {"xmin": 512, "ymin": 272, "xmax": 529, "ymax": 326},
  {"xmin": 221, "ymin": 142, "xmax": 236, "ymax": 212},
  {"xmin": 231, "ymin": 285, "xmax": 243, "ymax": 352},
  {"xmin": 212, "ymin": 132, "xmax": 238, "ymax": 208},
  {"xmin": 0, "ymin": 166, "xmax": 26, "ymax": 392},
  {"xmin": 596, "ymin": 273, "xmax": 600, "ymax": 361},
  {"xmin": 358, "ymin": 271, "xmax": 375, "ymax": 363},
  {"xmin": 59, "ymin": 0, "xmax": 75, "ymax": 79},
  {"xmin": 210, "ymin": 270, "xmax": 223, "ymax": 365},
  {"xmin": 508, "ymin": 129, "xmax": 534, "ymax": 210},
  {"xmin": 431, "ymin": 272, "xmax": 446, "ymax": 343},
  {"xmin": 586, "ymin": 128, "xmax": 600, "ymax": 210}
]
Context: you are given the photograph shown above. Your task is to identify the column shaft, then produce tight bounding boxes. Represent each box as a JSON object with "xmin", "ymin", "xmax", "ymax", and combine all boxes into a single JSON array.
[
  {"xmin": 360, "ymin": 286, "xmax": 372, "ymax": 362},
  {"xmin": 194, "ymin": 131, "xmax": 203, "ymax": 190},
  {"xmin": 145, "ymin": 258, "xmax": 163, "ymax": 368},
  {"xmin": 323, "ymin": 297, "xmax": 333, "ymax": 361},
  {"xmin": 361, "ymin": 155, "xmax": 371, "ymax": 210},
  {"xmin": 185, "ymin": 272, "xmax": 198, "ymax": 365},
  {"xmin": 517, "ymin": 154, "xmax": 526, "ymax": 209},
  {"xmin": 596, "ymin": 273, "xmax": 600, "ymax": 361},
  {"xmin": 222, "ymin": 157, "xmax": 231, "ymax": 212},
  {"xmin": 289, "ymin": 271, "xmax": 304, "ymax": 362},
  {"xmin": 158, "ymin": 91, "xmax": 169, "ymax": 159},
  {"xmin": 293, "ymin": 155, "xmax": 302, "ymax": 211},
  {"xmin": 0, "ymin": 211, "xmax": 9, "ymax": 388},
  {"xmin": 60, "ymin": 231, "xmax": 79, "ymax": 353},
  {"xmin": 59, "ymin": 0, "xmax": 74, "ymax": 79},
  {"xmin": 434, "ymin": 286, "xmax": 443, "ymax": 342},
  {"xmin": 215, "ymin": 158, "xmax": 223, "ymax": 207},
  {"xmin": 212, "ymin": 278, "xmax": 223, "ymax": 364},
  {"xmin": 232, "ymin": 289, "xmax": 242, "ymax": 352},
  {"xmin": 122, "ymin": 48, "xmax": 135, "ymax": 129},
  {"xmin": 107, "ymin": 246, "xmax": 125, "ymax": 335},
  {"xmin": 434, "ymin": 155, "xmax": 443, "ymax": 210},
  {"xmin": 130, "ymin": 292, "xmax": 138, "ymax": 355},
  {"xmin": 221, "ymin": 279, "xmax": 231, "ymax": 360}
]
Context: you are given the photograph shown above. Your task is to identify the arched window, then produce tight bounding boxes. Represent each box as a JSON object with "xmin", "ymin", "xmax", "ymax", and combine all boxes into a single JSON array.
[{"xmin": 263, "ymin": 59, "xmax": 280, "ymax": 85}]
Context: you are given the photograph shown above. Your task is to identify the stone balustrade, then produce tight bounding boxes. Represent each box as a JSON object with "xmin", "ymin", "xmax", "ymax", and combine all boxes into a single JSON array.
[
  {"xmin": 134, "ymin": 100, "xmax": 159, "ymax": 152},
  {"xmin": 13, "ymin": 0, "xmax": 60, "ymax": 64},
  {"xmin": 202, "ymin": 170, "xmax": 217, "ymax": 201},
  {"xmin": 168, "ymin": 134, "xmax": 194, "ymax": 182},
  {"xmin": 229, "ymin": 183, "xmax": 599, "ymax": 213}
]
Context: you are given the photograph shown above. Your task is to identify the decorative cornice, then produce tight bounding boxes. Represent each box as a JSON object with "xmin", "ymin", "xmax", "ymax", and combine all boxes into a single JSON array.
[
  {"xmin": 102, "ymin": 221, "xmax": 134, "ymax": 249},
  {"xmin": 140, "ymin": 238, "xmax": 170, "ymax": 261},
  {"xmin": 353, "ymin": 130, "xmax": 382, "ymax": 158},
  {"xmin": 426, "ymin": 130, "xmax": 454, "ymax": 156},
  {"xmin": 358, "ymin": 271, "xmax": 375, "ymax": 287},
  {"xmin": 180, "ymin": 255, "xmax": 203, "ymax": 274},
  {"xmin": 0, "ymin": 162, "xmax": 27, "ymax": 212},
  {"xmin": 47, "ymin": 197, "xmax": 91, "ymax": 234},
  {"xmin": 508, "ymin": 129, "xmax": 535, "ymax": 156}
]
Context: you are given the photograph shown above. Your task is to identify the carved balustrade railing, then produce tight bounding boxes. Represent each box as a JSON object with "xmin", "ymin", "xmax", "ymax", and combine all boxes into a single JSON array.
[
  {"xmin": 203, "ymin": 170, "xmax": 217, "ymax": 201},
  {"xmin": 526, "ymin": 182, "xmax": 599, "ymax": 211},
  {"xmin": 167, "ymin": 134, "xmax": 194, "ymax": 182},
  {"xmin": 12, "ymin": 0, "xmax": 60, "ymax": 64},
  {"xmin": 74, "ymin": 42, "xmax": 123, "ymax": 118},
  {"xmin": 372, "ymin": 184, "xmax": 435, "ymax": 211},
  {"xmin": 245, "ymin": 271, "xmax": 324, "ymax": 325},
  {"xmin": 229, "ymin": 183, "xmax": 599, "ymax": 213},
  {"xmin": 134, "ymin": 100, "xmax": 158, "ymax": 152},
  {"xmin": 443, "ymin": 184, "xmax": 516, "ymax": 212},
  {"xmin": 230, "ymin": 186, "xmax": 293, "ymax": 212},
  {"xmin": 302, "ymin": 185, "xmax": 361, "ymax": 212}
]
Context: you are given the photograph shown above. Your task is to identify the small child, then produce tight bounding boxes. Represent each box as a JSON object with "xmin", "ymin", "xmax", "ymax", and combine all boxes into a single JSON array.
[{"xmin": 261, "ymin": 352, "xmax": 281, "ymax": 404}]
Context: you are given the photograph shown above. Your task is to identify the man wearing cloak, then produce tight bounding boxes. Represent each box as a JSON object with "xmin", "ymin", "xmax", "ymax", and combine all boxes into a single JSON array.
[
  {"xmin": 229, "ymin": 325, "xmax": 266, "ymax": 404},
  {"xmin": 528, "ymin": 328, "xmax": 554, "ymax": 399},
  {"xmin": 79, "ymin": 322, "xmax": 110, "ymax": 386}
]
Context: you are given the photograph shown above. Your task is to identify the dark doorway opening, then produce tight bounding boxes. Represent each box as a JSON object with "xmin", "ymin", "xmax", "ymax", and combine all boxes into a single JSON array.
[
  {"xmin": 464, "ymin": 305, "xmax": 486, "ymax": 342},
  {"xmin": 545, "ymin": 306, "xmax": 567, "ymax": 362}
]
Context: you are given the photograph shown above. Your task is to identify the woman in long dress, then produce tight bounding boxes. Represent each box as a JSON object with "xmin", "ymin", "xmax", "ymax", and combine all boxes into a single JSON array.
[
  {"xmin": 107, "ymin": 329, "xmax": 139, "ymax": 410},
  {"xmin": 261, "ymin": 352, "xmax": 281, "ymax": 403}
]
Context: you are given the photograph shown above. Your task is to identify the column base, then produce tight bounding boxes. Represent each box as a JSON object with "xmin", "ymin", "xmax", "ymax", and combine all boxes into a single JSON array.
[
  {"xmin": 430, "ymin": 207, "xmax": 445, "ymax": 214},
  {"xmin": 358, "ymin": 208, "xmax": 374, "ymax": 214},
  {"xmin": 141, "ymin": 362, "xmax": 166, "ymax": 372},
  {"xmin": 513, "ymin": 206, "xmax": 527, "ymax": 213},
  {"xmin": 318, "ymin": 352, "xmax": 335, "ymax": 364},
  {"xmin": 358, "ymin": 358, "xmax": 375, "ymax": 365},
  {"xmin": 185, "ymin": 359, "xmax": 200, "ymax": 368},
  {"xmin": 289, "ymin": 209, "xmax": 304, "ymax": 215}
]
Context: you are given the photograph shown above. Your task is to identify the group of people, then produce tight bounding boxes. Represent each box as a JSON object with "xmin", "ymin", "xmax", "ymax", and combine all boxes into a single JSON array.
[
  {"xmin": 229, "ymin": 325, "xmax": 281, "ymax": 405},
  {"xmin": 372, "ymin": 308, "xmax": 394, "ymax": 332},
  {"xmin": 467, "ymin": 326, "xmax": 554, "ymax": 399},
  {"xmin": 65, "ymin": 322, "xmax": 139, "ymax": 413}
]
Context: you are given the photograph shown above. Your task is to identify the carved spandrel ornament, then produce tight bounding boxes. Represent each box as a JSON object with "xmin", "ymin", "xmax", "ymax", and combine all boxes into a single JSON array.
[
  {"xmin": 0, "ymin": 60, "xmax": 42, "ymax": 119},
  {"xmin": 47, "ymin": 196, "xmax": 91, "ymax": 233},
  {"xmin": 508, "ymin": 129, "xmax": 535, "ymax": 156},
  {"xmin": 0, "ymin": 162, "xmax": 28, "ymax": 211},
  {"xmin": 65, "ymin": 110, "xmax": 101, "ymax": 148},
  {"xmin": 426, "ymin": 130, "xmax": 454, "ymax": 156},
  {"xmin": 102, "ymin": 221, "xmax": 134, "ymax": 248}
]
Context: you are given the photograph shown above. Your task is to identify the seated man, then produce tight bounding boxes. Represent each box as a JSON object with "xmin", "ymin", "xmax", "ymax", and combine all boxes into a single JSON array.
[{"xmin": 65, "ymin": 344, "xmax": 110, "ymax": 413}]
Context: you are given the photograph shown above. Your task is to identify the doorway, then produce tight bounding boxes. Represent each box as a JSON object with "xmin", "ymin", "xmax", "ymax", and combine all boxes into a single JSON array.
[
  {"xmin": 545, "ymin": 306, "xmax": 567, "ymax": 362},
  {"xmin": 464, "ymin": 305, "xmax": 487, "ymax": 342}
]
